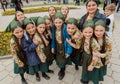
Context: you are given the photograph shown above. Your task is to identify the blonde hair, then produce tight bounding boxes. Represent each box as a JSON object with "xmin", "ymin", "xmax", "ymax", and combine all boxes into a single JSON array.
[{"xmin": 105, "ymin": 3, "xmax": 116, "ymax": 12}]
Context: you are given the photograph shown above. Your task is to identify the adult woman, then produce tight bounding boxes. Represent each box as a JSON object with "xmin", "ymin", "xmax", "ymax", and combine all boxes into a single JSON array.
[
  {"xmin": 78, "ymin": 0, "xmax": 106, "ymax": 30},
  {"xmin": 5, "ymin": 11, "xmax": 26, "ymax": 32}
]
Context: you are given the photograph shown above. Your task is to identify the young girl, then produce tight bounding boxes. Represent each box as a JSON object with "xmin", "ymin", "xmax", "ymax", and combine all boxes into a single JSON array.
[
  {"xmin": 5, "ymin": 11, "xmax": 26, "ymax": 32},
  {"xmin": 93, "ymin": 20, "xmax": 112, "ymax": 83},
  {"xmin": 104, "ymin": 3, "xmax": 116, "ymax": 38},
  {"xmin": 10, "ymin": 22, "xmax": 27, "ymax": 84},
  {"xmin": 34, "ymin": 17, "xmax": 52, "ymax": 80},
  {"xmin": 22, "ymin": 18, "xmax": 41, "ymax": 81},
  {"xmin": 51, "ymin": 12, "xmax": 73, "ymax": 80},
  {"xmin": 80, "ymin": 20, "xmax": 101, "ymax": 84},
  {"xmin": 66, "ymin": 17, "xmax": 82, "ymax": 70},
  {"xmin": 44, "ymin": 15, "xmax": 52, "ymax": 39},
  {"xmin": 48, "ymin": 6, "xmax": 57, "ymax": 23},
  {"xmin": 60, "ymin": 5, "xmax": 69, "ymax": 22}
]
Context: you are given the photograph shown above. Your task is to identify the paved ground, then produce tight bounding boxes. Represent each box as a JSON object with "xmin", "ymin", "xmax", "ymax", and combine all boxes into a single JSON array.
[{"xmin": 0, "ymin": 1, "xmax": 120, "ymax": 84}]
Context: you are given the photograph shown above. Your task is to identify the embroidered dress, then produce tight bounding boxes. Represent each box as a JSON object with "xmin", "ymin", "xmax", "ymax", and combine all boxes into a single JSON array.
[
  {"xmin": 70, "ymin": 29, "xmax": 82, "ymax": 66},
  {"xmin": 51, "ymin": 24, "xmax": 73, "ymax": 68},
  {"xmin": 10, "ymin": 36, "xmax": 27, "ymax": 74},
  {"xmin": 34, "ymin": 33, "xmax": 50, "ymax": 72},
  {"xmin": 81, "ymin": 38, "xmax": 101, "ymax": 84},
  {"xmin": 55, "ymin": 29, "xmax": 72, "ymax": 68},
  {"xmin": 97, "ymin": 36, "xmax": 112, "ymax": 81}
]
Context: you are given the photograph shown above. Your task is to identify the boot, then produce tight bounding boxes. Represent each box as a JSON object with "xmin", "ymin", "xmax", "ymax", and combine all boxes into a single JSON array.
[
  {"xmin": 21, "ymin": 78, "xmax": 27, "ymax": 84},
  {"xmin": 47, "ymin": 69, "xmax": 54, "ymax": 74},
  {"xmin": 80, "ymin": 79, "xmax": 88, "ymax": 84},
  {"xmin": 20, "ymin": 74, "xmax": 27, "ymax": 84},
  {"xmin": 75, "ymin": 65, "xmax": 79, "ymax": 70},
  {"xmin": 42, "ymin": 72, "xmax": 50, "ymax": 80},
  {"xmin": 35, "ymin": 72, "xmax": 40, "ymax": 82},
  {"xmin": 58, "ymin": 67, "xmax": 65, "ymax": 80},
  {"xmin": 58, "ymin": 69, "xmax": 62, "ymax": 76}
]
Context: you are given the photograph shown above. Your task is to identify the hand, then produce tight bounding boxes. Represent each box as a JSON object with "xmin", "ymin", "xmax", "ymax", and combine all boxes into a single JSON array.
[
  {"xmin": 51, "ymin": 48, "xmax": 54, "ymax": 54},
  {"xmin": 88, "ymin": 65, "xmax": 94, "ymax": 71},
  {"xmin": 18, "ymin": 62, "xmax": 24, "ymax": 68},
  {"xmin": 65, "ymin": 54, "xmax": 70, "ymax": 59},
  {"xmin": 66, "ymin": 38, "xmax": 71, "ymax": 44},
  {"xmin": 33, "ymin": 39, "xmax": 39, "ymax": 45},
  {"xmin": 45, "ymin": 34, "xmax": 49, "ymax": 39},
  {"xmin": 41, "ymin": 56, "xmax": 46, "ymax": 63},
  {"xmin": 92, "ymin": 51, "xmax": 101, "ymax": 57}
]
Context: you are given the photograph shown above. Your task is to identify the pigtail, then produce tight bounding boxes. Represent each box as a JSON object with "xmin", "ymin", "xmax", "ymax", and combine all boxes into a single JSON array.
[
  {"xmin": 79, "ymin": 37, "xmax": 85, "ymax": 65},
  {"xmin": 100, "ymin": 34, "xmax": 106, "ymax": 65},
  {"xmin": 13, "ymin": 35, "xmax": 27, "ymax": 64},
  {"xmin": 86, "ymin": 38, "xmax": 93, "ymax": 71}
]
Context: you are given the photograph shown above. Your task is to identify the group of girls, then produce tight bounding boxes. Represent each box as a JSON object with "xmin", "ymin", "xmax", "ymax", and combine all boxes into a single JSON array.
[{"xmin": 6, "ymin": 0, "xmax": 112, "ymax": 84}]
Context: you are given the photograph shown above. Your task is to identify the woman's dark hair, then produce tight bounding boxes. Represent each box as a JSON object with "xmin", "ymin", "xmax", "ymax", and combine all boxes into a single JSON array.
[
  {"xmin": 86, "ymin": 0, "xmax": 99, "ymax": 7},
  {"xmin": 23, "ymin": 22, "xmax": 34, "ymax": 29}
]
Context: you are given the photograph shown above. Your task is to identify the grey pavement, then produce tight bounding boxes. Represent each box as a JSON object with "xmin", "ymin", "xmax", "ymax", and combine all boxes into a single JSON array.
[{"xmin": 0, "ymin": 2, "xmax": 120, "ymax": 84}]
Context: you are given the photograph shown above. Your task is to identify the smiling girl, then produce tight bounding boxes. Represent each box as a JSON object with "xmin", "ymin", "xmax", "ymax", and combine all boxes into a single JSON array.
[
  {"xmin": 66, "ymin": 18, "xmax": 82, "ymax": 70},
  {"xmin": 10, "ymin": 22, "xmax": 27, "ymax": 84},
  {"xmin": 80, "ymin": 20, "xmax": 101, "ymax": 84},
  {"xmin": 93, "ymin": 20, "xmax": 112, "ymax": 84}
]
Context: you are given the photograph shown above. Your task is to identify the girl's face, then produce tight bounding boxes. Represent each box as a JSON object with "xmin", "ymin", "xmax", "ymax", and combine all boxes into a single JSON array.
[
  {"xmin": 26, "ymin": 23, "xmax": 36, "ymax": 36},
  {"xmin": 86, "ymin": 1, "xmax": 98, "ymax": 14},
  {"xmin": 16, "ymin": 11, "xmax": 25, "ymax": 22},
  {"xmin": 45, "ymin": 19, "xmax": 52, "ymax": 29},
  {"xmin": 67, "ymin": 24, "xmax": 76, "ymax": 36},
  {"xmin": 82, "ymin": 27, "xmax": 93, "ymax": 39},
  {"xmin": 54, "ymin": 18, "xmax": 63, "ymax": 29},
  {"xmin": 37, "ymin": 24, "xmax": 46, "ymax": 34},
  {"xmin": 13, "ymin": 27, "xmax": 24, "ymax": 39},
  {"xmin": 61, "ymin": 6, "xmax": 69, "ymax": 16},
  {"xmin": 94, "ymin": 25, "xmax": 105, "ymax": 39},
  {"xmin": 49, "ymin": 7, "xmax": 56, "ymax": 16},
  {"xmin": 104, "ymin": 9, "xmax": 112, "ymax": 16}
]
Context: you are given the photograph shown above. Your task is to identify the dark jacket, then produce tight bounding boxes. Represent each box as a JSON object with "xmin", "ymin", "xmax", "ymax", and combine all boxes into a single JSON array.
[
  {"xmin": 22, "ymin": 34, "xmax": 41, "ymax": 66},
  {"xmin": 78, "ymin": 9, "xmax": 106, "ymax": 30}
]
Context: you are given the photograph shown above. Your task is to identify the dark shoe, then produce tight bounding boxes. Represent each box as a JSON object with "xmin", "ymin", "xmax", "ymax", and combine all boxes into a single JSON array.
[
  {"xmin": 59, "ymin": 72, "xmax": 65, "ymax": 80},
  {"xmin": 80, "ymin": 79, "xmax": 88, "ymax": 84},
  {"xmin": 21, "ymin": 79, "xmax": 27, "ymax": 84},
  {"xmin": 58, "ymin": 70, "xmax": 61, "ymax": 76},
  {"xmin": 36, "ymin": 76, "xmax": 40, "ymax": 82},
  {"xmin": 75, "ymin": 65, "xmax": 79, "ymax": 70},
  {"xmin": 42, "ymin": 73, "xmax": 50, "ymax": 80},
  {"xmin": 47, "ymin": 69, "xmax": 54, "ymax": 74}
]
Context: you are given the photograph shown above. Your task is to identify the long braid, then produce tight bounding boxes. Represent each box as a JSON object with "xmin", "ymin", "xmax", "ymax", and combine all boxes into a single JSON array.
[
  {"xmin": 13, "ymin": 35, "xmax": 27, "ymax": 64},
  {"xmin": 100, "ymin": 34, "xmax": 106, "ymax": 65},
  {"xmin": 80, "ymin": 37, "xmax": 85, "ymax": 64},
  {"xmin": 86, "ymin": 38, "xmax": 93, "ymax": 71}
]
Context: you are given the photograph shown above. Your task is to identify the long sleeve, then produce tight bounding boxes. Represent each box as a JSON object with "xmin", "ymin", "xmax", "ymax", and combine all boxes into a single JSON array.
[
  {"xmin": 22, "ymin": 36, "xmax": 37, "ymax": 52},
  {"xmin": 10, "ymin": 38, "xmax": 22, "ymax": 64},
  {"xmin": 51, "ymin": 24, "xmax": 55, "ymax": 49},
  {"xmin": 34, "ymin": 33, "xmax": 46, "ymax": 62}
]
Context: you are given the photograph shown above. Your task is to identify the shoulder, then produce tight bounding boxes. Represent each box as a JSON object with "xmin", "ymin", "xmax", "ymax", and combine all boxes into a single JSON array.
[
  {"xmin": 95, "ymin": 10, "xmax": 106, "ymax": 19},
  {"xmin": 105, "ymin": 36, "xmax": 112, "ymax": 45}
]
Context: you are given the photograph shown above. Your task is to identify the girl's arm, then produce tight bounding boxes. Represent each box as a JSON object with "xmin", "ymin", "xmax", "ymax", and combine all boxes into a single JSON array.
[{"xmin": 10, "ymin": 39, "xmax": 24, "ymax": 67}]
